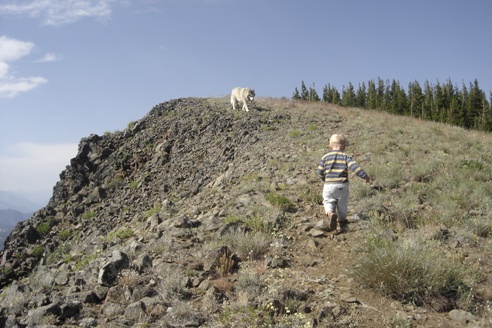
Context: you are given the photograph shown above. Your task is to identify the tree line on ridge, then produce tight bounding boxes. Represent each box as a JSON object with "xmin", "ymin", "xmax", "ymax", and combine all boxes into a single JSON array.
[{"xmin": 292, "ymin": 78, "xmax": 492, "ymax": 132}]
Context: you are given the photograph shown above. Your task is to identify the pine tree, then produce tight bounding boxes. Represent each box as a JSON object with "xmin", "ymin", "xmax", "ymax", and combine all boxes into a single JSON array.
[
  {"xmin": 342, "ymin": 82, "xmax": 356, "ymax": 107},
  {"xmin": 367, "ymin": 79, "xmax": 377, "ymax": 109},
  {"xmin": 486, "ymin": 92, "xmax": 492, "ymax": 131},
  {"xmin": 292, "ymin": 87, "xmax": 301, "ymax": 100},
  {"xmin": 443, "ymin": 79, "xmax": 457, "ymax": 125},
  {"xmin": 466, "ymin": 79, "xmax": 483, "ymax": 129},
  {"xmin": 434, "ymin": 80, "xmax": 448, "ymax": 123},
  {"xmin": 323, "ymin": 84, "xmax": 333, "ymax": 103},
  {"xmin": 331, "ymin": 87, "xmax": 341, "ymax": 105},
  {"xmin": 300, "ymin": 81, "xmax": 309, "ymax": 101},
  {"xmin": 423, "ymin": 80, "xmax": 434, "ymax": 121},
  {"xmin": 461, "ymin": 82, "xmax": 470, "ymax": 128},
  {"xmin": 408, "ymin": 81, "xmax": 423, "ymax": 118},
  {"xmin": 390, "ymin": 80, "xmax": 407, "ymax": 115},
  {"xmin": 356, "ymin": 82, "xmax": 367, "ymax": 108},
  {"xmin": 384, "ymin": 80, "xmax": 392, "ymax": 111},
  {"xmin": 376, "ymin": 77, "xmax": 385, "ymax": 110},
  {"xmin": 308, "ymin": 83, "xmax": 320, "ymax": 101}
]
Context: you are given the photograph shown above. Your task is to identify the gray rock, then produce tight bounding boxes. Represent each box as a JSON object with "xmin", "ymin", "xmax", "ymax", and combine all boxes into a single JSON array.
[
  {"xmin": 98, "ymin": 250, "xmax": 130, "ymax": 287},
  {"xmin": 448, "ymin": 309, "xmax": 477, "ymax": 325},
  {"xmin": 26, "ymin": 302, "xmax": 61, "ymax": 327},
  {"xmin": 315, "ymin": 219, "xmax": 330, "ymax": 231},
  {"xmin": 124, "ymin": 301, "xmax": 147, "ymax": 322}
]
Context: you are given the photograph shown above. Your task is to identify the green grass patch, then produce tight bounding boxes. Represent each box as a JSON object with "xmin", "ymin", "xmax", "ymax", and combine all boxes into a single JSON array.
[
  {"xmin": 265, "ymin": 192, "xmax": 295, "ymax": 213},
  {"xmin": 107, "ymin": 227, "xmax": 134, "ymax": 241},
  {"xmin": 74, "ymin": 254, "xmax": 98, "ymax": 271},
  {"xmin": 288, "ymin": 130, "xmax": 302, "ymax": 138},
  {"xmin": 146, "ymin": 206, "xmax": 161, "ymax": 218},
  {"xmin": 32, "ymin": 245, "xmax": 44, "ymax": 258},
  {"xmin": 36, "ymin": 222, "xmax": 51, "ymax": 236},
  {"xmin": 81, "ymin": 211, "xmax": 96, "ymax": 219}
]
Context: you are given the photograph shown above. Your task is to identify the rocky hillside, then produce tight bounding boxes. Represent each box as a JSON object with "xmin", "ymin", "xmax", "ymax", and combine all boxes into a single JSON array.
[{"xmin": 0, "ymin": 97, "xmax": 490, "ymax": 327}]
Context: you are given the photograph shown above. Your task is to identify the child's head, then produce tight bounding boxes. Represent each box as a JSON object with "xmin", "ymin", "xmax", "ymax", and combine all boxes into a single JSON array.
[{"xmin": 329, "ymin": 134, "xmax": 347, "ymax": 150}]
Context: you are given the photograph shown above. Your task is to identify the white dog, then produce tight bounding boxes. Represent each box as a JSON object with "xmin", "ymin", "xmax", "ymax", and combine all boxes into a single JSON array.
[{"xmin": 231, "ymin": 87, "xmax": 255, "ymax": 112}]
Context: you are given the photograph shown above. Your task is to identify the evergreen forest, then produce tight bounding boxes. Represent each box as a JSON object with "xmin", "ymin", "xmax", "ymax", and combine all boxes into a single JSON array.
[{"xmin": 292, "ymin": 79, "xmax": 492, "ymax": 132}]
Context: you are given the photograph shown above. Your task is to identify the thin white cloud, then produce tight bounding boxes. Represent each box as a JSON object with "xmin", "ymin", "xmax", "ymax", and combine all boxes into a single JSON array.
[
  {"xmin": 0, "ymin": 0, "xmax": 115, "ymax": 26},
  {"xmin": 0, "ymin": 36, "xmax": 34, "ymax": 63},
  {"xmin": 0, "ymin": 35, "xmax": 48, "ymax": 98},
  {"xmin": 0, "ymin": 76, "xmax": 48, "ymax": 98},
  {"xmin": 37, "ymin": 52, "xmax": 62, "ymax": 63},
  {"xmin": 0, "ymin": 142, "xmax": 78, "ymax": 196}
]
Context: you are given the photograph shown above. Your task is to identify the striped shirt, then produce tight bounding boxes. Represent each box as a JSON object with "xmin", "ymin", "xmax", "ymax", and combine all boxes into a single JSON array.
[{"xmin": 317, "ymin": 150, "xmax": 368, "ymax": 183}]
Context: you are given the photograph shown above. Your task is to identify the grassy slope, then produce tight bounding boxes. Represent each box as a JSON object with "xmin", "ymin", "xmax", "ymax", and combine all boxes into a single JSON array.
[{"xmin": 206, "ymin": 97, "xmax": 492, "ymax": 327}]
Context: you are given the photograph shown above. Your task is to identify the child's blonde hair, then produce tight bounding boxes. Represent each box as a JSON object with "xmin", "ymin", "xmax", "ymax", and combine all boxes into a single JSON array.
[{"xmin": 329, "ymin": 134, "xmax": 347, "ymax": 147}]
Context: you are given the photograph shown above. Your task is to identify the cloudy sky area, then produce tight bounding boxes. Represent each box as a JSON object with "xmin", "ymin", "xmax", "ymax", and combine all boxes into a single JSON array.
[{"xmin": 0, "ymin": 0, "xmax": 491, "ymax": 207}]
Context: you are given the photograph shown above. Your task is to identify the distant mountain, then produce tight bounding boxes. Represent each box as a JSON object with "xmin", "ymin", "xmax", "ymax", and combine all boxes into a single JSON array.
[
  {"xmin": 0, "ymin": 190, "xmax": 44, "ymax": 213},
  {"xmin": 0, "ymin": 191, "xmax": 37, "ymax": 250},
  {"xmin": 0, "ymin": 209, "xmax": 32, "ymax": 250}
]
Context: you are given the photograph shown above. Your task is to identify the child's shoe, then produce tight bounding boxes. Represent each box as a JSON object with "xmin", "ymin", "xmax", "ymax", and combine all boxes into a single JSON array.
[
  {"xmin": 336, "ymin": 220, "xmax": 349, "ymax": 234},
  {"xmin": 328, "ymin": 212, "xmax": 338, "ymax": 231}
]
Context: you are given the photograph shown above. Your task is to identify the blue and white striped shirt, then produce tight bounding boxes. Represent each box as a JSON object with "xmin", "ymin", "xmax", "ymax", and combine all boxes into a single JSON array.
[{"xmin": 317, "ymin": 150, "xmax": 368, "ymax": 183}]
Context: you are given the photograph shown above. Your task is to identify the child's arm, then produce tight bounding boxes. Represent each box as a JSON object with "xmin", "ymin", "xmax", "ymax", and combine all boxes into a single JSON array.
[
  {"xmin": 317, "ymin": 158, "xmax": 326, "ymax": 181},
  {"xmin": 347, "ymin": 157, "xmax": 369, "ymax": 182}
]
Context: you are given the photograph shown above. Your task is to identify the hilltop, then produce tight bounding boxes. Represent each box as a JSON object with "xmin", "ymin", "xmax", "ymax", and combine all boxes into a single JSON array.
[{"xmin": 1, "ymin": 97, "xmax": 491, "ymax": 327}]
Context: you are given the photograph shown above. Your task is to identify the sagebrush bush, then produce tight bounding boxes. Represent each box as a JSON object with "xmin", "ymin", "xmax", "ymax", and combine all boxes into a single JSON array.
[
  {"xmin": 351, "ymin": 230, "xmax": 468, "ymax": 306},
  {"xmin": 235, "ymin": 269, "xmax": 263, "ymax": 295},
  {"xmin": 218, "ymin": 228, "xmax": 271, "ymax": 260},
  {"xmin": 159, "ymin": 266, "xmax": 189, "ymax": 300}
]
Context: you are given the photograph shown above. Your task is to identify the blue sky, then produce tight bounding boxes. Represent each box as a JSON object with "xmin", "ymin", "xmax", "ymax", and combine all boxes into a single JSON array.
[{"xmin": 0, "ymin": 0, "xmax": 491, "ymax": 205}]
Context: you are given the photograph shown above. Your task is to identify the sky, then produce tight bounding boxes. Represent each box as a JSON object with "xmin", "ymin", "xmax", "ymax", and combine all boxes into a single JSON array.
[{"xmin": 0, "ymin": 0, "xmax": 491, "ymax": 207}]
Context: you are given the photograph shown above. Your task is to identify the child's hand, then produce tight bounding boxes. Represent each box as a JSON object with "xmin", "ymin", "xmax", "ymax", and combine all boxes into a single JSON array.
[{"xmin": 364, "ymin": 176, "xmax": 371, "ymax": 183}]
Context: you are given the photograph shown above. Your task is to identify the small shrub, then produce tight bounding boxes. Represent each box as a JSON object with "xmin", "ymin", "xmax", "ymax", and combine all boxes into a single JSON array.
[
  {"xmin": 146, "ymin": 206, "xmax": 161, "ymax": 218},
  {"xmin": 128, "ymin": 181, "xmax": 139, "ymax": 190},
  {"xmin": 236, "ymin": 270, "xmax": 263, "ymax": 295},
  {"xmin": 36, "ymin": 222, "xmax": 51, "ymax": 236},
  {"xmin": 460, "ymin": 159, "xmax": 484, "ymax": 170},
  {"xmin": 261, "ymin": 124, "xmax": 276, "ymax": 131},
  {"xmin": 216, "ymin": 252, "xmax": 235, "ymax": 277},
  {"xmin": 289, "ymin": 130, "xmax": 301, "ymax": 138},
  {"xmin": 59, "ymin": 230, "xmax": 71, "ymax": 241},
  {"xmin": 107, "ymin": 227, "xmax": 134, "ymax": 241},
  {"xmin": 245, "ymin": 215, "xmax": 273, "ymax": 233},
  {"xmin": 107, "ymin": 176, "xmax": 124, "ymax": 191},
  {"xmin": 81, "ymin": 211, "xmax": 96, "ymax": 219},
  {"xmin": 299, "ymin": 187, "xmax": 323, "ymax": 205},
  {"xmin": 40, "ymin": 313, "xmax": 58, "ymax": 325},
  {"xmin": 368, "ymin": 161, "xmax": 405, "ymax": 189},
  {"xmin": 307, "ymin": 124, "xmax": 317, "ymax": 131},
  {"xmin": 219, "ymin": 229, "xmax": 271, "ymax": 260},
  {"xmin": 351, "ymin": 233, "xmax": 469, "ymax": 307},
  {"xmin": 118, "ymin": 269, "xmax": 141, "ymax": 288},
  {"xmin": 266, "ymin": 193, "xmax": 294, "ymax": 213},
  {"xmin": 159, "ymin": 267, "xmax": 189, "ymax": 299},
  {"xmin": 74, "ymin": 254, "xmax": 98, "ymax": 271},
  {"xmin": 468, "ymin": 217, "xmax": 492, "ymax": 238},
  {"xmin": 47, "ymin": 243, "xmax": 72, "ymax": 264},
  {"xmin": 32, "ymin": 245, "xmax": 44, "ymax": 258}
]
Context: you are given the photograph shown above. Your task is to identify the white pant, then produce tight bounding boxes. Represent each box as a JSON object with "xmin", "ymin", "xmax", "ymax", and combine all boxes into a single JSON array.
[{"xmin": 322, "ymin": 183, "xmax": 349, "ymax": 220}]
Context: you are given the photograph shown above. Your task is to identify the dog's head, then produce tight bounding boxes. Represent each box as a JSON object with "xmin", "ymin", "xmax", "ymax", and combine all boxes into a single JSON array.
[{"xmin": 248, "ymin": 89, "xmax": 255, "ymax": 101}]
